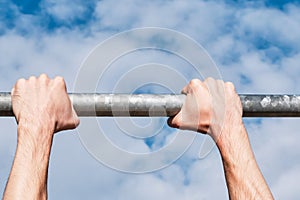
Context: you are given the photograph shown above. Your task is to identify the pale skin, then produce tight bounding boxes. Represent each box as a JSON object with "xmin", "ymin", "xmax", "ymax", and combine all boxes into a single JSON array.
[
  {"xmin": 3, "ymin": 75, "xmax": 273, "ymax": 199},
  {"xmin": 3, "ymin": 74, "xmax": 79, "ymax": 200},
  {"xmin": 168, "ymin": 78, "xmax": 274, "ymax": 199}
]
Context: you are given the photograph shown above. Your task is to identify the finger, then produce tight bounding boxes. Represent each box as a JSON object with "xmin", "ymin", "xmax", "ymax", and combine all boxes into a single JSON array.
[
  {"xmin": 54, "ymin": 76, "xmax": 67, "ymax": 91},
  {"xmin": 225, "ymin": 81, "xmax": 236, "ymax": 93},
  {"xmin": 182, "ymin": 79, "xmax": 203, "ymax": 95},
  {"xmin": 167, "ymin": 117, "xmax": 175, "ymax": 128},
  {"xmin": 28, "ymin": 76, "xmax": 37, "ymax": 82},
  {"xmin": 167, "ymin": 110, "xmax": 183, "ymax": 129},
  {"xmin": 11, "ymin": 87, "xmax": 15, "ymax": 95},
  {"xmin": 72, "ymin": 107, "xmax": 80, "ymax": 128},
  {"xmin": 181, "ymin": 85, "xmax": 189, "ymax": 95},
  {"xmin": 39, "ymin": 74, "xmax": 50, "ymax": 84},
  {"xmin": 14, "ymin": 78, "xmax": 26, "ymax": 91}
]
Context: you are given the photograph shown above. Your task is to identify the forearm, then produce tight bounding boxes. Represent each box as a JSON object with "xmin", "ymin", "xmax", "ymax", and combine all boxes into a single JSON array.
[
  {"xmin": 3, "ymin": 123, "xmax": 54, "ymax": 200},
  {"xmin": 216, "ymin": 123, "xmax": 273, "ymax": 200},
  {"xmin": 168, "ymin": 79, "xmax": 273, "ymax": 198}
]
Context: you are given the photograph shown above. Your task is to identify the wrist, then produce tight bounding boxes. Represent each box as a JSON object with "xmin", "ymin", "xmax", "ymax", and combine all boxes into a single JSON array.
[
  {"xmin": 211, "ymin": 112, "xmax": 244, "ymax": 144},
  {"xmin": 16, "ymin": 122, "xmax": 54, "ymax": 173},
  {"xmin": 17, "ymin": 119, "xmax": 54, "ymax": 148},
  {"xmin": 7, "ymin": 121, "xmax": 53, "ymax": 200},
  {"xmin": 17, "ymin": 110, "xmax": 56, "ymax": 132},
  {"xmin": 215, "ymin": 122, "xmax": 257, "ymax": 168}
]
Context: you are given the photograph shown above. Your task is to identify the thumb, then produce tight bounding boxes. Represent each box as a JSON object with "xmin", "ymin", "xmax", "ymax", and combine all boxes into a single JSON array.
[{"xmin": 167, "ymin": 110, "xmax": 183, "ymax": 129}]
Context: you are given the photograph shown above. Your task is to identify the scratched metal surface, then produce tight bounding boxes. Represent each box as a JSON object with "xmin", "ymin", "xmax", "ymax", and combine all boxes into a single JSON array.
[
  {"xmin": 240, "ymin": 95, "xmax": 300, "ymax": 117},
  {"xmin": 70, "ymin": 94, "xmax": 185, "ymax": 117},
  {"xmin": 1, "ymin": 93, "xmax": 300, "ymax": 117},
  {"xmin": 0, "ymin": 93, "xmax": 13, "ymax": 116}
]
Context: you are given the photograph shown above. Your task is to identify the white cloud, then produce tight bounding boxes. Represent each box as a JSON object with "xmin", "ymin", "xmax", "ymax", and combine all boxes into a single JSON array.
[
  {"xmin": 239, "ymin": 5, "xmax": 300, "ymax": 50},
  {"xmin": 0, "ymin": 0, "xmax": 300, "ymax": 199},
  {"xmin": 41, "ymin": 0, "xmax": 92, "ymax": 23},
  {"xmin": 272, "ymin": 165, "xmax": 300, "ymax": 199}
]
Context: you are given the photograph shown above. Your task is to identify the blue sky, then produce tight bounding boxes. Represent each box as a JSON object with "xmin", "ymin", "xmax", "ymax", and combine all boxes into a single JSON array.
[{"xmin": 1, "ymin": 0, "xmax": 300, "ymax": 199}]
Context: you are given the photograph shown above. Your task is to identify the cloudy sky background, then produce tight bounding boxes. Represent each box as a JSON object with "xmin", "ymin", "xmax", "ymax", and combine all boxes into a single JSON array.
[{"xmin": 1, "ymin": 0, "xmax": 300, "ymax": 199}]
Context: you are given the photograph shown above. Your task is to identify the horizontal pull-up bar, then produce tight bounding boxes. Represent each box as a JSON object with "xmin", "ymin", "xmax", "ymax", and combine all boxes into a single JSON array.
[{"xmin": 0, "ymin": 93, "xmax": 300, "ymax": 117}]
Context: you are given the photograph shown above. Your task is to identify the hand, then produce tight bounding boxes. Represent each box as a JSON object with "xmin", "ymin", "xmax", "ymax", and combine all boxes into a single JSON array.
[
  {"xmin": 11, "ymin": 74, "xmax": 80, "ymax": 134},
  {"xmin": 168, "ymin": 78, "xmax": 274, "ymax": 199},
  {"xmin": 168, "ymin": 78, "xmax": 243, "ymax": 141},
  {"xmin": 4, "ymin": 74, "xmax": 80, "ymax": 200}
]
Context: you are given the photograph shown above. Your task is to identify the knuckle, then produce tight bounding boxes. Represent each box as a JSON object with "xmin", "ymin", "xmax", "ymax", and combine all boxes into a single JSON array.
[
  {"xmin": 217, "ymin": 79, "xmax": 226, "ymax": 89},
  {"xmin": 172, "ymin": 117, "xmax": 181, "ymax": 127},
  {"xmin": 204, "ymin": 77, "xmax": 214, "ymax": 82},
  {"xmin": 167, "ymin": 117, "xmax": 179, "ymax": 128},
  {"xmin": 75, "ymin": 118, "xmax": 80, "ymax": 127},
  {"xmin": 15, "ymin": 78, "xmax": 26, "ymax": 88},
  {"xmin": 204, "ymin": 77, "xmax": 216, "ymax": 88},
  {"xmin": 189, "ymin": 79, "xmax": 201, "ymax": 87},
  {"xmin": 54, "ymin": 76, "xmax": 64, "ymax": 82},
  {"xmin": 16, "ymin": 78, "xmax": 26, "ymax": 85},
  {"xmin": 28, "ymin": 76, "xmax": 37, "ymax": 85},
  {"xmin": 225, "ymin": 81, "xmax": 235, "ymax": 90},
  {"xmin": 216, "ymin": 79, "xmax": 225, "ymax": 84},
  {"xmin": 54, "ymin": 76, "xmax": 67, "ymax": 92},
  {"xmin": 39, "ymin": 73, "xmax": 49, "ymax": 80},
  {"xmin": 28, "ymin": 76, "xmax": 37, "ymax": 81},
  {"xmin": 54, "ymin": 76, "xmax": 66, "ymax": 86}
]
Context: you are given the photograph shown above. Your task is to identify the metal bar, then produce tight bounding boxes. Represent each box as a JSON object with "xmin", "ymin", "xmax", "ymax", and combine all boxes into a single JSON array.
[{"xmin": 1, "ymin": 93, "xmax": 300, "ymax": 117}]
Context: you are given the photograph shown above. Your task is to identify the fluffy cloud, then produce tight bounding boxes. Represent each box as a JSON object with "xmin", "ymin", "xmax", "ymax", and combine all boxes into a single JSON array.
[{"xmin": 0, "ymin": 0, "xmax": 300, "ymax": 199}]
